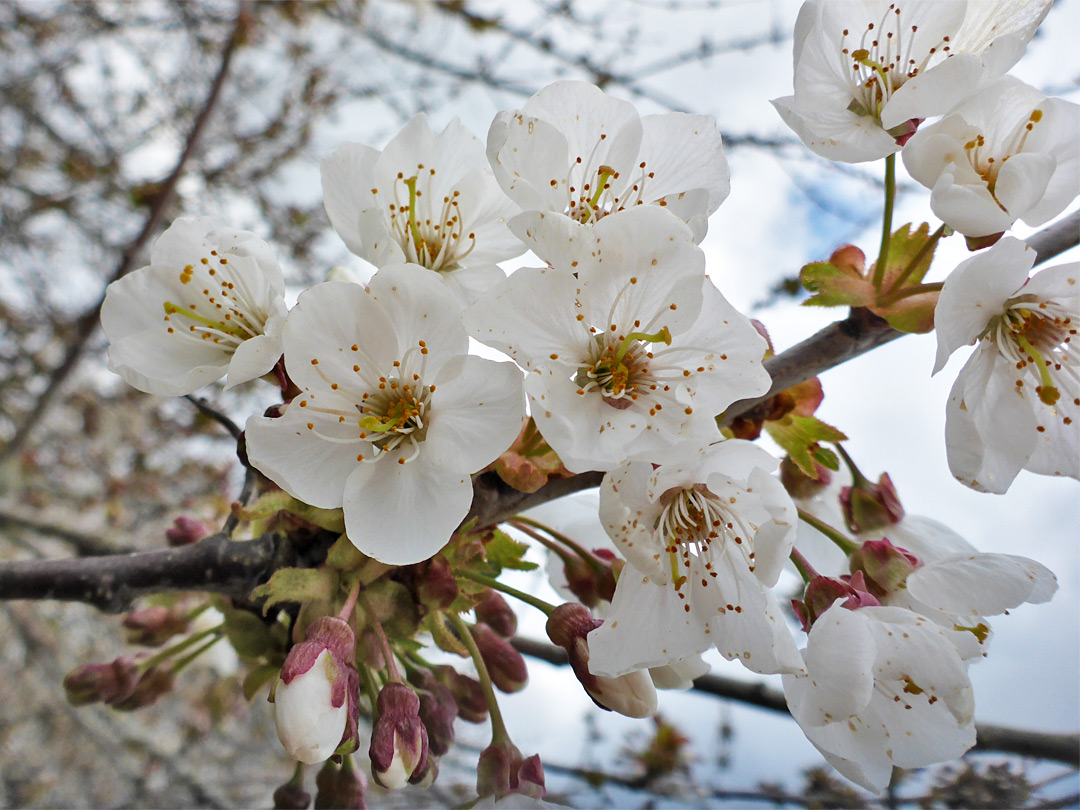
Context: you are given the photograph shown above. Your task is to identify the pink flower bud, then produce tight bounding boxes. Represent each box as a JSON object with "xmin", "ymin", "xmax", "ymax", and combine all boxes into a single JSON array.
[
  {"xmin": 165, "ymin": 516, "xmax": 210, "ymax": 547},
  {"xmin": 273, "ymin": 781, "xmax": 312, "ymax": 810},
  {"xmin": 474, "ymin": 589, "xmax": 517, "ymax": 638},
  {"xmin": 477, "ymin": 739, "xmax": 546, "ymax": 800},
  {"xmin": 849, "ymin": 538, "xmax": 921, "ymax": 597},
  {"xmin": 548, "ymin": 603, "xmax": 657, "ymax": 718},
  {"xmin": 63, "ymin": 657, "xmax": 139, "ymax": 706},
  {"xmin": 314, "ymin": 760, "xmax": 366, "ymax": 810},
  {"xmin": 432, "ymin": 665, "xmax": 488, "ymax": 723},
  {"xmin": 369, "ymin": 682, "xmax": 428, "ymax": 789},
  {"xmin": 410, "ymin": 670, "xmax": 458, "ymax": 756},
  {"xmin": 415, "ymin": 555, "xmax": 459, "ymax": 610},
  {"xmin": 470, "ymin": 623, "xmax": 528, "ymax": 693},
  {"xmin": 794, "ymin": 573, "xmax": 881, "ymax": 631},
  {"xmin": 779, "ymin": 455, "xmax": 832, "ymax": 499},
  {"xmin": 840, "ymin": 472, "xmax": 904, "ymax": 533},
  {"xmin": 275, "ymin": 617, "xmax": 359, "ymax": 764},
  {"xmin": 111, "ymin": 666, "xmax": 174, "ymax": 711},
  {"xmin": 122, "ymin": 605, "xmax": 188, "ymax": 647}
]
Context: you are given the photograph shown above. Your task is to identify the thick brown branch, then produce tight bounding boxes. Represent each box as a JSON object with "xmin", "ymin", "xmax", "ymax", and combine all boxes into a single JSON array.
[
  {"xmin": 0, "ymin": 530, "xmax": 292, "ymax": 613},
  {"xmin": 0, "ymin": 2, "xmax": 251, "ymax": 464},
  {"xmin": 510, "ymin": 637, "xmax": 1080, "ymax": 768}
]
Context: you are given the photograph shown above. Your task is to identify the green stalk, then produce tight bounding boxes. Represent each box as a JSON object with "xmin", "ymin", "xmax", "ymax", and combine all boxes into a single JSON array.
[
  {"xmin": 170, "ymin": 634, "xmax": 223, "ymax": 675},
  {"xmin": 797, "ymin": 508, "xmax": 859, "ymax": 556},
  {"xmin": 139, "ymin": 624, "xmax": 223, "ymax": 671},
  {"xmin": 449, "ymin": 613, "xmax": 510, "ymax": 743},
  {"xmin": 510, "ymin": 515, "xmax": 607, "ymax": 576},
  {"xmin": 456, "ymin": 569, "xmax": 555, "ymax": 617},
  {"xmin": 789, "ymin": 548, "xmax": 818, "ymax": 584},
  {"xmin": 876, "ymin": 281, "xmax": 943, "ymax": 307},
  {"xmin": 871, "ymin": 153, "xmax": 896, "ymax": 290}
]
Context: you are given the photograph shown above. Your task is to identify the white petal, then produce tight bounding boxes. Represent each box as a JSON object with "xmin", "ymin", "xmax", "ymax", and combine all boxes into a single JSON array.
[
  {"xmin": 342, "ymin": 459, "xmax": 472, "ymax": 565},
  {"xmin": 225, "ymin": 331, "xmax": 282, "ymax": 389},
  {"xmin": 424, "ymin": 355, "xmax": 524, "ymax": 473},
  {"xmin": 771, "ymin": 97, "xmax": 898, "ymax": 164},
  {"xmin": 321, "ymin": 142, "xmax": 382, "ymax": 257},
  {"xmin": 801, "ymin": 604, "xmax": 876, "ymax": 726},
  {"xmin": 275, "ymin": 652, "xmax": 349, "ymax": 764},
  {"xmin": 637, "ymin": 113, "xmax": 729, "ymax": 214},
  {"xmin": 906, "ymin": 552, "xmax": 1058, "ymax": 617},
  {"xmin": 587, "ymin": 571, "xmax": 712, "ymax": 678}
]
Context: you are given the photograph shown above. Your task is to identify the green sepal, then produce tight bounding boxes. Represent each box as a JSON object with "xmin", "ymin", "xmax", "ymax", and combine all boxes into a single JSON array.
[
  {"xmin": 800, "ymin": 261, "xmax": 871, "ymax": 308},
  {"xmin": 423, "ymin": 611, "xmax": 469, "ymax": 658},
  {"xmin": 251, "ymin": 567, "xmax": 339, "ymax": 615},
  {"xmin": 221, "ymin": 607, "xmax": 274, "ymax": 658},
  {"xmin": 765, "ymin": 415, "xmax": 847, "ymax": 478},
  {"xmin": 242, "ymin": 662, "xmax": 280, "ymax": 701},
  {"xmin": 325, "ymin": 534, "xmax": 365, "ymax": 572},
  {"xmin": 234, "ymin": 490, "xmax": 346, "ymax": 533},
  {"xmin": 359, "ymin": 579, "xmax": 420, "ymax": 639}
]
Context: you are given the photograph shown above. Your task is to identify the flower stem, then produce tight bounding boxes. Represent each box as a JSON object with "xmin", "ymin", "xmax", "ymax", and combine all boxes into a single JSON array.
[
  {"xmin": 871, "ymin": 153, "xmax": 896, "ymax": 290},
  {"xmin": 358, "ymin": 588, "xmax": 402, "ymax": 681},
  {"xmin": 139, "ymin": 624, "xmax": 223, "ymax": 671},
  {"xmin": 510, "ymin": 516, "xmax": 606, "ymax": 576},
  {"xmin": 797, "ymin": 508, "xmax": 859, "ymax": 556},
  {"xmin": 834, "ymin": 443, "xmax": 872, "ymax": 489},
  {"xmin": 885, "ymin": 223, "xmax": 946, "ymax": 295},
  {"xmin": 449, "ymin": 612, "xmax": 510, "ymax": 743},
  {"xmin": 338, "ymin": 579, "xmax": 361, "ymax": 622},
  {"xmin": 789, "ymin": 548, "xmax": 818, "ymax": 584},
  {"xmin": 170, "ymin": 634, "xmax": 223, "ymax": 675},
  {"xmin": 456, "ymin": 569, "xmax": 555, "ymax": 617}
]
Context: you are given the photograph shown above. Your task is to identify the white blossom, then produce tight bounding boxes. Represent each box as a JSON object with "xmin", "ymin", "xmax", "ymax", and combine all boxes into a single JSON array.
[
  {"xmin": 782, "ymin": 603, "xmax": 976, "ymax": 793},
  {"xmin": 101, "ymin": 217, "xmax": 287, "ymax": 396},
  {"xmin": 588, "ymin": 441, "xmax": 804, "ymax": 677},
  {"xmin": 487, "ymin": 81, "xmax": 729, "ymax": 242},
  {"xmin": 322, "ymin": 114, "xmax": 523, "ymax": 307},
  {"xmin": 274, "ymin": 649, "xmax": 350, "ymax": 764},
  {"xmin": 464, "ymin": 206, "xmax": 770, "ymax": 473},
  {"xmin": 771, "ymin": 0, "xmax": 1051, "ymax": 163},
  {"xmin": 902, "ymin": 77, "xmax": 1079, "ymax": 237},
  {"xmin": 933, "ymin": 237, "xmax": 1079, "ymax": 493},
  {"xmin": 245, "ymin": 266, "xmax": 524, "ymax": 564}
]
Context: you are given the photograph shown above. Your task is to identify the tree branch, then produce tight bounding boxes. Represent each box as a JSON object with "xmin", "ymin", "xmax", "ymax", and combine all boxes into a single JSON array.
[
  {"xmin": 0, "ymin": 1, "xmax": 251, "ymax": 465},
  {"xmin": 509, "ymin": 637, "xmax": 1080, "ymax": 768}
]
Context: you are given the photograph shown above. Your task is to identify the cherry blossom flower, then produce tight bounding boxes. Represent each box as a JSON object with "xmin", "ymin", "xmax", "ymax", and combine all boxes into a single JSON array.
[
  {"xmin": 321, "ymin": 114, "xmax": 523, "ymax": 307},
  {"xmin": 245, "ymin": 266, "xmax": 525, "ymax": 564},
  {"xmin": 101, "ymin": 217, "xmax": 287, "ymax": 396},
  {"xmin": 782, "ymin": 602, "xmax": 976, "ymax": 792},
  {"xmin": 903, "ymin": 77, "xmax": 1079, "ymax": 237},
  {"xmin": 487, "ymin": 81, "xmax": 729, "ymax": 242},
  {"xmin": 933, "ymin": 237, "xmax": 1079, "ymax": 493},
  {"xmin": 772, "ymin": 0, "xmax": 1051, "ymax": 163},
  {"xmin": 588, "ymin": 441, "xmax": 805, "ymax": 677},
  {"xmin": 464, "ymin": 206, "xmax": 770, "ymax": 472}
]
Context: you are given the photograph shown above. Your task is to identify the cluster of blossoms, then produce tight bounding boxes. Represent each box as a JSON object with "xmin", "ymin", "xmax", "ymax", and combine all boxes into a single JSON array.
[{"xmin": 92, "ymin": 0, "xmax": 1076, "ymax": 801}]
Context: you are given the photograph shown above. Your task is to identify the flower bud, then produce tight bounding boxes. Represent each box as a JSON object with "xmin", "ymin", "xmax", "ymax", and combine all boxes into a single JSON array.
[
  {"xmin": 122, "ymin": 605, "xmax": 188, "ymax": 647},
  {"xmin": 165, "ymin": 516, "xmax": 210, "ymax": 547},
  {"xmin": 432, "ymin": 665, "xmax": 487, "ymax": 723},
  {"xmin": 548, "ymin": 603, "xmax": 657, "ymax": 718},
  {"xmin": 369, "ymin": 682, "xmax": 428, "ymax": 790},
  {"xmin": 415, "ymin": 555, "xmax": 459, "ymax": 610},
  {"xmin": 273, "ymin": 781, "xmax": 312, "ymax": 810},
  {"xmin": 793, "ymin": 573, "xmax": 880, "ymax": 631},
  {"xmin": 470, "ymin": 623, "xmax": 527, "ymax": 693},
  {"xmin": 408, "ymin": 753, "xmax": 438, "ymax": 787},
  {"xmin": 473, "ymin": 589, "xmax": 517, "ymax": 638},
  {"xmin": 779, "ymin": 455, "xmax": 832, "ymax": 499},
  {"xmin": 849, "ymin": 538, "xmax": 921, "ymax": 598},
  {"xmin": 111, "ymin": 666, "xmax": 174, "ymax": 711},
  {"xmin": 63, "ymin": 657, "xmax": 139, "ymax": 706},
  {"xmin": 477, "ymin": 739, "xmax": 546, "ymax": 800},
  {"xmin": 275, "ymin": 617, "xmax": 359, "ymax": 764},
  {"xmin": 410, "ymin": 670, "xmax": 458, "ymax": 756},
  {"xmin": 314, "ymin": 759, "xmax": 366, "ymax": 810},
  {"xmin": 840, "ymin": 472, "xmax": 904, "ymax": 533}
]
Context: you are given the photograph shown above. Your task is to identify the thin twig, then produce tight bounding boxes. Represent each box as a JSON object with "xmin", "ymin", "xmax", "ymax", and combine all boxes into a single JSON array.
[
  {"xmin": 184, "ymin": 395, "xmax": 243, "ymax": 441},
  {"xmin": 0, "ymin": 1, "xmax": 251, "ymax": 465}
]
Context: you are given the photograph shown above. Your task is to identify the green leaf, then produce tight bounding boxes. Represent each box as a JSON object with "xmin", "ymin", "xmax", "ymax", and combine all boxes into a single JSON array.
[
  {"xmin": 423, "ymin": 611, "xmax": 469, "ymax": 657},
  {"xmin": 877, "ymin": 222, "xmax": 936, "ymax": 288},
  {"xmin": 485, "ymin": 529, "xmax": 538, "ymax": 574},
  {"xmin": 766, "ymin": 415, "xmax": 847, "ymax": 478},
  {"xmin": 250, "ymin": 567, "xmax": 338, "ymax": 615},
  {"xmin": 221, "ymin": 608, "xmax": 273, "ymax": 658},
  {"xmin": 242, "ymin": 662, "xmax": 279, "ymax": 701},
  {"xmin": 325, "ymin": 533, "xmax": 365, "ymax": 572}
]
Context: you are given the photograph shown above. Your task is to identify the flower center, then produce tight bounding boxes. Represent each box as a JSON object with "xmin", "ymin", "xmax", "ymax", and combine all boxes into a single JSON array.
[
  {"xmin": 839, "ymin": 5, "xmax": 951, "ymax": 122},
  {"xmin": 377, "ymin": 166, "xmax": 476, "ymax": 272},
  {"xmin": 656, "ymin": 484, "xmax": 757, "ymax": 608},
  {"xmin": 573, "ymin": 327, "xmax": 670, "ymax": 408},
  {"xmin": 963, "ymin": 109, "xmax": 1044, "ymax": 205},
  {"xmin": 987, "ymin": 296, "xmax": 1078, "ymax": 413},
  {"xmin": 560, "ymin": 137, "xmax": 655, "ymax": 225},
  {"xmin": 298, "ymin": 341, "xmax": 435, "ymax": 466},
  {"xmin": 162, "ymin": 255, "xmax": 266, "ymax": 349}
]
